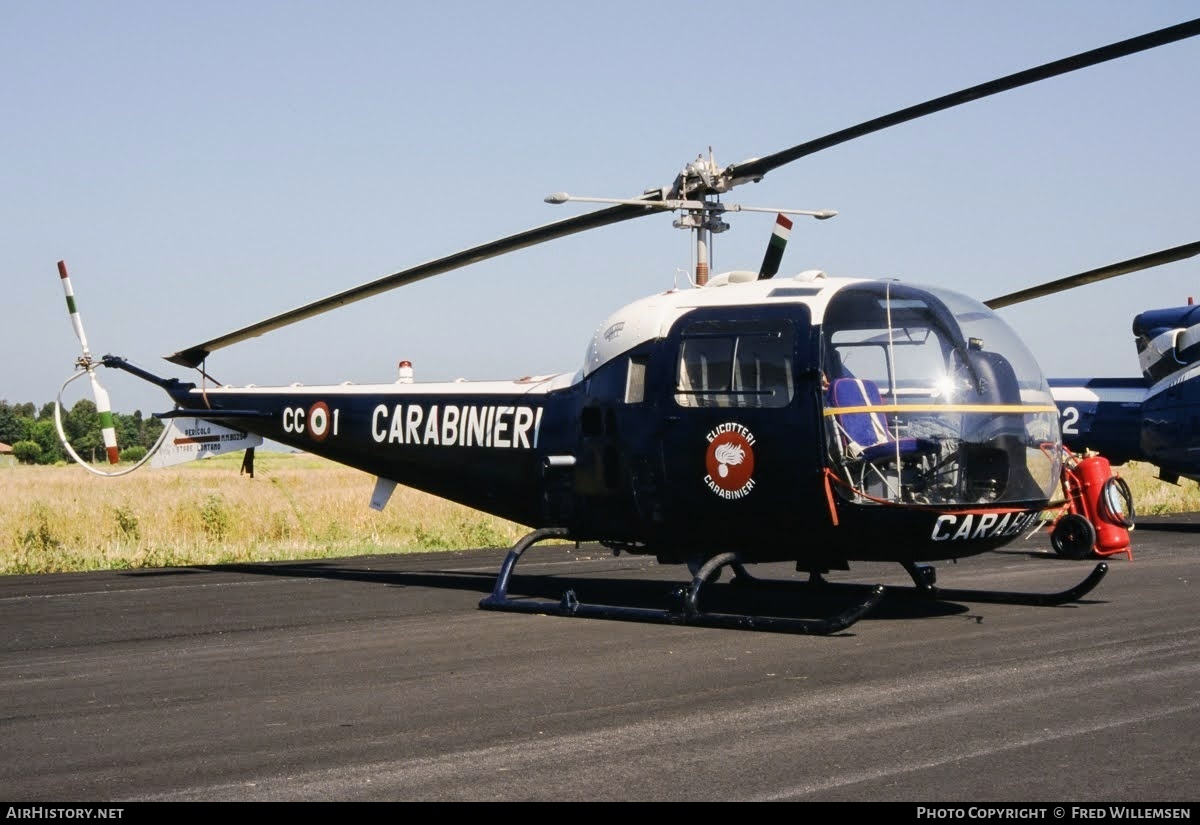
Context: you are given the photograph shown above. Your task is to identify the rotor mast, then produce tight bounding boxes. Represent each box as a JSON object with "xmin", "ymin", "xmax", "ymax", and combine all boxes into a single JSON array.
[
  {"xmin": 670, "ymin": 151, "xmax": 730, "ymax": 287},
  {"xmin": 546, "ymin": 148, "xmax": 836, "ymax": 288}
]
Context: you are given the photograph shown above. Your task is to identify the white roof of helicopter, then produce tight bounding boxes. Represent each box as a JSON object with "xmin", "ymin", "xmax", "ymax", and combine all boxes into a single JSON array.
[
  {"xmin": 190, "ymin": 270, "xmax": 903, "ymax": 398},
  {"xmin": 582, "ymin": 269, "xmax": 868, "ymax": 378}
]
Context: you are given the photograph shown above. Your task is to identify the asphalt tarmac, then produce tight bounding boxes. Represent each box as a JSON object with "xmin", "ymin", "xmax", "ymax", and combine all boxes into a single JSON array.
[{"xmin": 2, "ymin": 516, "xmax": 1198, "ymax": 802}]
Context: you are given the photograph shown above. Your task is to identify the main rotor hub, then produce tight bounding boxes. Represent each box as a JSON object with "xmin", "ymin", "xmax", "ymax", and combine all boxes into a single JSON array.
[{"xmin": 672, "ymin": 150, "xmax": 740, "ymax": 198}]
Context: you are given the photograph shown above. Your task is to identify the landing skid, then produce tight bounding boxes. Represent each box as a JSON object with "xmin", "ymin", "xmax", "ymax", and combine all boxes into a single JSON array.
[
  {"xmin": 479, "ymin": 529, "xmax": 884, "ymax": 635},
  {"xmin": 896, "ymin": 560, "xmax": 1109, "ymax": 606},
  {"xmin": 728, "ymin": 559, "xmax": 1108, "ymax": 607}
]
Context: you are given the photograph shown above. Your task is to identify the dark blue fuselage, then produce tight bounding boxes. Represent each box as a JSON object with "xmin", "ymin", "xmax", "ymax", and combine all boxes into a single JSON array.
[{"xmin": 156, "ymin": 291, "xmax": 1055, "ymax": 571}]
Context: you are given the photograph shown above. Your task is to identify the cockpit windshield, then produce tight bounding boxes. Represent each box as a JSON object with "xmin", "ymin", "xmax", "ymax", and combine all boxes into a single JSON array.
[{"xmin": 821, "ymin": 281, "xmax": 1061, "ymax": 506}]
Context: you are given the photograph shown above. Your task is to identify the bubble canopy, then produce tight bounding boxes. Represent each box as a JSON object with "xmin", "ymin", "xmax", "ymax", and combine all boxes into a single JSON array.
[{"xmin": 821, "ymin": 281, "xmax": 1062, "ymax": 507}]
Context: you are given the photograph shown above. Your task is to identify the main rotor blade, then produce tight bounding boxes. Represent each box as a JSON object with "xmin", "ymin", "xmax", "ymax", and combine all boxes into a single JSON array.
[
  {"xmin": 165, "ymin": 200, "xmax": 657, "ymax": 368},
  {"xmin": 984, "ymin": 241, "xmax": 1200, "ymax": 310},
  {"xmin": 165, "ymin": 18, "xmax": 1200, "ymax": 369},
  {"xmin": 728, "ymin": 18, "xmax": 1200, "ymax": 184}
]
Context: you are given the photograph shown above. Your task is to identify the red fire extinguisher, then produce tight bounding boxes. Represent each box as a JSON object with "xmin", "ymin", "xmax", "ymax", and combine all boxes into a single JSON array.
[{"xmin": 1051, "ymin": 449, "xmax": 1134, "ymax": 560}]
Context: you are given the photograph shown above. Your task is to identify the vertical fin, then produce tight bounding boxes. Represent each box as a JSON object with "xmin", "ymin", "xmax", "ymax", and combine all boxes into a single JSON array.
[{"xmin": 757, "ymin": 213, "xmax": 793, "ymax": 280}]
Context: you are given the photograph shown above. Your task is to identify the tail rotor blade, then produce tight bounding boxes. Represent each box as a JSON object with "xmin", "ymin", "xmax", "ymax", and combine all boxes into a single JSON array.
[
  {"xmin": 758, "ymin": 214, "xmax": 794, "ymax": 280},
  {"xmin": 57, "ymin": 260, "xmax": 119, "ymax": 464},
  {"xmin": 86, "ymin": 371, "xmax": 120, "ymax": 465},
  {"xmin": 57, "ymin": 259, "xmax": 93, "ymax": 359}
]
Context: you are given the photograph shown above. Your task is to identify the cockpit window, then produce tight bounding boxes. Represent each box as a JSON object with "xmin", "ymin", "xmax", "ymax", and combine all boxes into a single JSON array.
[
  {"xmin": 676, "ymin": 320, "xmax": 794, "ymax": 408},
  {"xmin": 821, "ymin": 282, "xmax": 1061, "ymax": 506}
]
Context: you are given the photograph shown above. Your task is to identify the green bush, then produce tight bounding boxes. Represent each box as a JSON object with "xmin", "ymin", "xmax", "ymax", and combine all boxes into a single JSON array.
[
  {"xmin": 112, "ymin": 504, "xmax": 140, "ymax": 540},
  {"xmin": 119, "ymin": 445, "xmax": 148, "ymax": 463},
  {"xmin": 199, "ymin": 494, "xmax": 230, "ymax": 541},
  {"xmin": 19, "ymin": 505, "xmax": 60, "ymax": 553},
  {"xmin": 11, "ymin": 441, "xmax": 42, "ymax": 465}
]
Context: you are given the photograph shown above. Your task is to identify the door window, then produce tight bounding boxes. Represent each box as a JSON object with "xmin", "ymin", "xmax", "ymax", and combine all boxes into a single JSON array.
[{"xmin": 675, "ymin": 322, "xmax": 794, "ymax": 409}]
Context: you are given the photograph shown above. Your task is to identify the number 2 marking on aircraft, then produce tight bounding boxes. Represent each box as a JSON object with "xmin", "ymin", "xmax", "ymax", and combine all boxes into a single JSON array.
[{"xmin": 1061, "ymin": 406, "xmax": 1080, "ymax": 435}]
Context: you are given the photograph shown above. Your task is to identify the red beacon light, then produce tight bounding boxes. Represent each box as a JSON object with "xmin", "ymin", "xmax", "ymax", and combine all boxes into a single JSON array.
[{"xmin": 397, "ymin": 360, "xmax": 414, "ymax": 384}]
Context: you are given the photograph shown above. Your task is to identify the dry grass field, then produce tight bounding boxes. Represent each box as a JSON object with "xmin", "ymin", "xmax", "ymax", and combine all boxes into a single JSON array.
[
  {"xmin": 2, "ymin": 450, "xmax": 1197, "ymax": 575},
  {"xmin": 0, "ymin": 451, "xmax": 529, "ymax": 575}
]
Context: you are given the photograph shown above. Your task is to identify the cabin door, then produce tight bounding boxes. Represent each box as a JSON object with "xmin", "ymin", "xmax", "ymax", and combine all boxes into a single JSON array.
[{"xmin": 656, "ymin": 309, "xmax": 821, "ymax": 547}]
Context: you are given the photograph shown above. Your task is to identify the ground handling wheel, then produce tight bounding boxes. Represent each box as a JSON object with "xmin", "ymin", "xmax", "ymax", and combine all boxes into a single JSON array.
[{"xmin": 1051, "ymin": 513, "xmax": 1097, "ymax": 560}]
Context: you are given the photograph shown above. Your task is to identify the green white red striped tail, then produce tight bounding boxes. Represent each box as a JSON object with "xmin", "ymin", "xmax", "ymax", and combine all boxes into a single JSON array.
[
  {"xmin": 757, "ymin": 213, "xmax": 793, "ymax": 280},
  {"xmin": 57, "ymin": 260, "xmax": 119, "ymax": 464}
]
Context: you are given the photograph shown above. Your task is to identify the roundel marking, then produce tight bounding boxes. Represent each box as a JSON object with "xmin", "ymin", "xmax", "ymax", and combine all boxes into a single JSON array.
[
  {"xmin": 704, "ymin": 428, "xmax": 756, "ymax": 496},
  {"xmin": 308, "ymin": 401, "xmax": 331, "ymax": 442}
]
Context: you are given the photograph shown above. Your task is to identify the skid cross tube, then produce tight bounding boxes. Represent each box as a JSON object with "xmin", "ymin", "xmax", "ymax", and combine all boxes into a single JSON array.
[{"xmin": 479, "ymin": 531, "xmax": 885, "ymax": 635}]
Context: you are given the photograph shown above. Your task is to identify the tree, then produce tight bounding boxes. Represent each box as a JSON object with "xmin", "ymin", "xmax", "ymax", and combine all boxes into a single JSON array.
[
  {"xmin": 115, "ymin": 413, "xmax": 141, "ymax": 453},
  {"xmin": 6, "ymin": 398, "xmax": 165, "ymax": 461},
  {"xmin": 140, "ymin": 414, "xmax": 164, "ymax": 449},
  {"xmin": 64, "ymin": 399, "xmax": 102, "ymax": 461},
  {"xmin": 28, "ymin": 420, "xmax": 66, "ymax": 464},
  {"xmin": 64, "ymin": 398, "xmax": 98, "ymax": 439},
  {"xmin": 0, "ymin": 402, "xmax": 27, "ymax": 445}
]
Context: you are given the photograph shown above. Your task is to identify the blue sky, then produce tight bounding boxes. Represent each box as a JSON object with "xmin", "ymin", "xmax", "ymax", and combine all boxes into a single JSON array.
[{"xmin": 3, "ymin": 2, "xmax": 1198, "ymax": 417}]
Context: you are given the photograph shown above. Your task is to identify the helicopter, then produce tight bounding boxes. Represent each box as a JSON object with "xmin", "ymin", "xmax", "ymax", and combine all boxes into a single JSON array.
[
  {"xmin": 51, "ymin": 17, "xmax": 1200, "ymax": 635},
  {"xmin": 984, "ymin": 245, "xmax": 1200, "ymax": 488}
]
